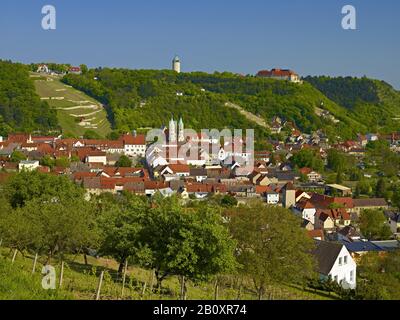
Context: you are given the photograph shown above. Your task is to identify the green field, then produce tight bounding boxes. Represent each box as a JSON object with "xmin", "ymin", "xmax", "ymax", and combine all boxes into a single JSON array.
[
  {"xmin": 32, "ymin": 73, "xmax": 111, "ymax": 138},
  {"xmin": 0, "ymin": 248, "xmax": 334, "ymax": 301}
]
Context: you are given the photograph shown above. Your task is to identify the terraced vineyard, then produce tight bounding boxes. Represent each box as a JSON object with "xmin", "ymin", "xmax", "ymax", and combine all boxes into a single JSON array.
[{"xmin": 32, "ymin": 73, "xmax": 112, "ymax": 138}]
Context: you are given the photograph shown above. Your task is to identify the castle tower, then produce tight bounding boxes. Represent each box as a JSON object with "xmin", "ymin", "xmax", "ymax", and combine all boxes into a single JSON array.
[
  {"xmin": 178, "ymin": 117, "xmax": 185, "ymax": 143},
  {"xmin": 169, "ymin": 117, "xmax": 177, "ymax": 143},
  {"xmin": 172, "ymin": 55, "xmax": 181, "ymax": 73}
]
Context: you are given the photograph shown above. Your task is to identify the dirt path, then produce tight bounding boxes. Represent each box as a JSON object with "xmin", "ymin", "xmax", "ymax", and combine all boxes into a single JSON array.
[{"xmin": 225, "ymin": 102, "xmax": 270, "ymax": 129}]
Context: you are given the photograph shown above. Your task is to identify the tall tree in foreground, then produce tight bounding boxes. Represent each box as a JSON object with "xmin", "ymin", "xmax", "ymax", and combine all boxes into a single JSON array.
[
  {"xmin": 228, "ymin": 202, "xmax": 316, "ymax": 300},
  {"xmin": 140, "ymin": 195, "xmax": 237, "ymax": 292},
  {"xmin": 96, "ymin": 193, "xmax": 148, "ymax": 274}
]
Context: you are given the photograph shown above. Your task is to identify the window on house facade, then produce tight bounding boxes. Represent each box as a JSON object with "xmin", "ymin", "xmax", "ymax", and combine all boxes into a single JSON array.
[
  {"xmin": 350, "ymin": 271, "xmax": 354, "ymax": 282},
  {"xmin": 334, "ymin": 275, "xmax": 338, "ymax": 282},
  {"xmin": 338, "ymin": 257, "xmax": 343, "ymax": 266},
  {"xmin": 344, "ymin": 256, "xmax": 348, "ymax": 264}
]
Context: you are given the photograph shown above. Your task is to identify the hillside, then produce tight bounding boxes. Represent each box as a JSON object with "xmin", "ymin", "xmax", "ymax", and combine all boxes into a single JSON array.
[
  {"xmin": 0, "ymin": 248, "xmax": 333, "ymax": 300},
  {"xmin": 0, "ymin": 61, "xmax": 58, "ymax": 136},
  {"xmin": 304, "ymin": 76, "xmax": 400, "ymax": 134},
  {"xmin": 33, "ymin": 73, "xmax": 112, "ymax": 138},
  {"xmin": 62, "ymin": 69, "xmax": 270, "ymax": 141},
  {"xmin": 62, "ymin": 69, "xmax": 373, "ymax": 142}
]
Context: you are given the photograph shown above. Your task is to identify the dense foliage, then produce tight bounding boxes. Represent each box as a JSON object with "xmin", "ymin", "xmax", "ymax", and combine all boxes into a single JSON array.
[
  {"xmin": 62, "ymin": 69, "xmax": 374, "ymax": 142},
  {"xmin": 228, "ymin": 202, "xmax": 316, "ymax": 299},
  {"xmin": 0, "ymin": 60, "xmax": 58, "ymax": 135},
  {"xmin": 305, "ymin": 76, "xmax": 400, "ymax": 133}
]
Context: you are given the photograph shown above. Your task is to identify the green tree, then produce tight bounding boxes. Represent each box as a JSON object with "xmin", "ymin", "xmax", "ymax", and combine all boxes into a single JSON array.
[
  {"xmin": 327, "ymin": 149, "xmax": 347, "ymax": 172},
  {"xmin": 375, "ymin": 178, "xmax": 387, "ymax": 198},
  {"xmin": 4, "ymin": 171, "xmax": 84, "ymax": 208},
  {"xmin": 40, "ymin": 155, "xmax": 55, "ymax": 168},
  {"xmin": 140, "ymin": 196, "xmax": 237, "ymax": 290},
  {"xmin": 355, "ymin": 252, "xmax": 400, "ymax": 300},
  {"xmin": 97, "ymin": 194, "xmax": 148, "ymax": 274},
  {"xmin": 229, "ymin": 202, "xmax": 316, "ymax": 300},
  {"xmin": 115, "ymin": 155, "xmax": 132, "ymax": 168},
  {"xmin": 336, "ymin": 169, "xmax": 344, "ymax": 184},
  {"xmin": 291, "ymin": 149, "xmax": 323, "ymax": 172},
  {"xmin": 10, "ymin": 151, "xmax": 26, "ymax": 163},
  {"xmin": 55, "ymin": 156, "xmax": 70, "ymax": 168},
  {"xmin": 359, "ymin": 210, "xmax": 392, "ymax": 240},
  {"xmin": 220, "ymin": 195, "xmax": 238, "ymax": 207},
  {"xmin": 83, "ymin": 130, "xmax": 101, "ymax": 139},
  {"xmin": 20, "ymin": 197, "xmax": 98, "ymax": 262},
  {"xmin": 79, "ymin": 64, "xmax": 89, "ymax": 74}
]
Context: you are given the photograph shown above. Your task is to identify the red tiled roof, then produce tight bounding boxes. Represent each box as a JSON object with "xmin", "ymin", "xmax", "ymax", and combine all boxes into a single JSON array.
[
  {"xmin": 121, "ymin": 134, "xmax": 146, "ymax": 145},
  {"xmin": 307, "ymin": 230, "xmax": 325, "ymax": 240},
  {"xmin": 144, "ymin": 181, "xmax": 168, "ymax": 190},
  {"xmin": 297, "ymin": 200, "xmax": 315, "ymax": 210},
  {"xmin": 256, "ymin": 185, "xmax": 273, "ymax": 194},
  {"xmin": 317, "ymin": 208, "xmax": 351, "ymax": 221},
  {"xmin": 257, "ymin": 69, "xmax": 298, "ymax": 77},
  {"xmin": 185, "ymin": 183, "xmax": 227, "ymax": 193},
  {"xmin": 167, "ymin": 164, "xmax": 190, "ymax": 173},
  {"xmin": 299, "ymin": 167, "xmax": 312, "ymax": 175},
  {"xmin": 7, "ymin": 134, "xmax": 29, "ymax": 143}
]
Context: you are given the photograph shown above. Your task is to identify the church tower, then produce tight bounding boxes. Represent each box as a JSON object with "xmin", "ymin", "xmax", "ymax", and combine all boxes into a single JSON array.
[
  {"xmin": 178, "ymin": 117, "xmax": 185, "ymax": 142},
  {"xmin": 169, "ymin": 117, "xmax": 177, "ymax": 143},
  {"xmin": 172, "ymin": 55, "xmax": 181, "ymax": 73}
]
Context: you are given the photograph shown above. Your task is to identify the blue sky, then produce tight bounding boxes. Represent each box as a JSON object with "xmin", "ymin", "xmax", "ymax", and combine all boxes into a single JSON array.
[{"xmin": 1, "ymin": 0, "xmax": 399, "ymax": 88}]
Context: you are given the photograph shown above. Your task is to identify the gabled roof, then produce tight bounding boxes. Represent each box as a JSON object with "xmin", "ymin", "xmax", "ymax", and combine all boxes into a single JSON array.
[
  {"xmin": 307, "ymin": 230, "xmax": 325, "ymax": 241},
  {"xmin": 121, "ymin": 134, "xmax": 146, "ymax": 145},
  {"xmin": 343, "ymin": 241, "xmax": 383, "ymax": 253},
  {"xmin": 317, "ymin": 208, "xmax": 351, "ymax": 221},
  {"xmin": 312, "ymin": 241, "xmax": 344, "ymax": 275},
  {"xmin": 353, "ymin": 198, "xmax": 388, "ymax": 208}
]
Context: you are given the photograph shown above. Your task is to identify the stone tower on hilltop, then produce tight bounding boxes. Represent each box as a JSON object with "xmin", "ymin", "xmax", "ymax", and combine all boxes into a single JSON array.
[{"xmin": 172, "ymin": 55, "xmax": 181, "ymax": 73}]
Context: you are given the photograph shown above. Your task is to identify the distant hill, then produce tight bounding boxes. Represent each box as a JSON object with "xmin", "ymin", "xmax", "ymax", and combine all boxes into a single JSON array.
[
  {"xmin": 62, "ymin": 69, "xmax": 270, "ymax": 141},
  {"xmin": 2, "ymin": 60, "xmax": 399, "ymax": 142},
  {"xmin": 62, "ymin": 69, "xmax": 371, "ymax": 142},
  {"xmin": 304, "ymin": 76, "xmax": 400, "ymax": 134},
  {"xmin": 0, "ymin": 61, "xmax": 58, "ymax": 136}
]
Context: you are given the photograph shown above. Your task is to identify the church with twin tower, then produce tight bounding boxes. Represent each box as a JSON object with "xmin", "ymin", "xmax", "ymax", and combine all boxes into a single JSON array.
[{"xmin": 169, "ymin": 117, "xmax": 185, "ymax": 144}]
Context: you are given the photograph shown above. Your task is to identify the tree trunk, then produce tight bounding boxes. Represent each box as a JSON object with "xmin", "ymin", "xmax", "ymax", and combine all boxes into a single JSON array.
[
  {"xmin": 84, "ymin": 253, "xmax": 88, "ymax": 265},
  {"xmin": 180, "ymin": 275, "xmax": 186, "ymax": 300},
  {"xmin": 214, "ymin": 278, "xmax": 219, "ymax": 300},
  {"xmin": 118, "ymin": 261, "xmax": 125, "ymax": 275},
  {"xmin": 258, "ymin": 287, "xmax": 265, "ymax": 301},
  {"xmin": 46, "ymin": 254, "xmax": 51, "ymax": 265}
]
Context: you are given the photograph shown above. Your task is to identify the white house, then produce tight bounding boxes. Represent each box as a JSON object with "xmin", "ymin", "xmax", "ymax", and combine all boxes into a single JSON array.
[
  {"xmin": 86, "ymin": 152, "xmax": 107, "ymax": 165},
  {"xmin": 293, "ymin": 200, "xmax": 316, "ymax": 224},
  {"xmin": 122, "ymin": 134, "xmax": 147, "ymax": 158},
  {"xmin": 266, "ymin": 191, "xmax": 279, "ymax": 205},
  {"xmin": 313, "ymin": 241, "xmax": 356, "ymax": 289},
  {"xmin": 18, "ymin": 160, "xmax": 40, "ymax": 172},
  {"xmin": 160, "ymin": 164, "xmax": 190, "ymax": 178}
]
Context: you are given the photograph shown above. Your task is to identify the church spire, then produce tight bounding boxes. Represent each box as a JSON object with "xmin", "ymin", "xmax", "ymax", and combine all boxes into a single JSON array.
[{"xmin": 178, "ymin": 117, "xmax": 185, "ymax": 142}]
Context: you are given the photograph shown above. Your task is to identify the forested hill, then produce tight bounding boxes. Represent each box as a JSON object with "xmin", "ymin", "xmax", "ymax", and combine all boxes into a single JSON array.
[
  {"xmin": 62, "ymin": 69, "xmax": 371, "ymax": 141},
  {"xmin": 0, "ymin": 61, "xmax": 58, "ymax": 136},
  {"xmin": 304, "ymin": 76, "xmax": 400, "ymax": 134},
  {"xmin": 62, "ymin": 69, "xmax": 270, "ymax": 141}
]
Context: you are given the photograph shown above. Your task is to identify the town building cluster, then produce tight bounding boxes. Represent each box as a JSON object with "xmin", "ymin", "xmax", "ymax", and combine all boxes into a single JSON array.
[{"xmin": 1, "ymin": 116, "xmax": 400, "ymax": 290}]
